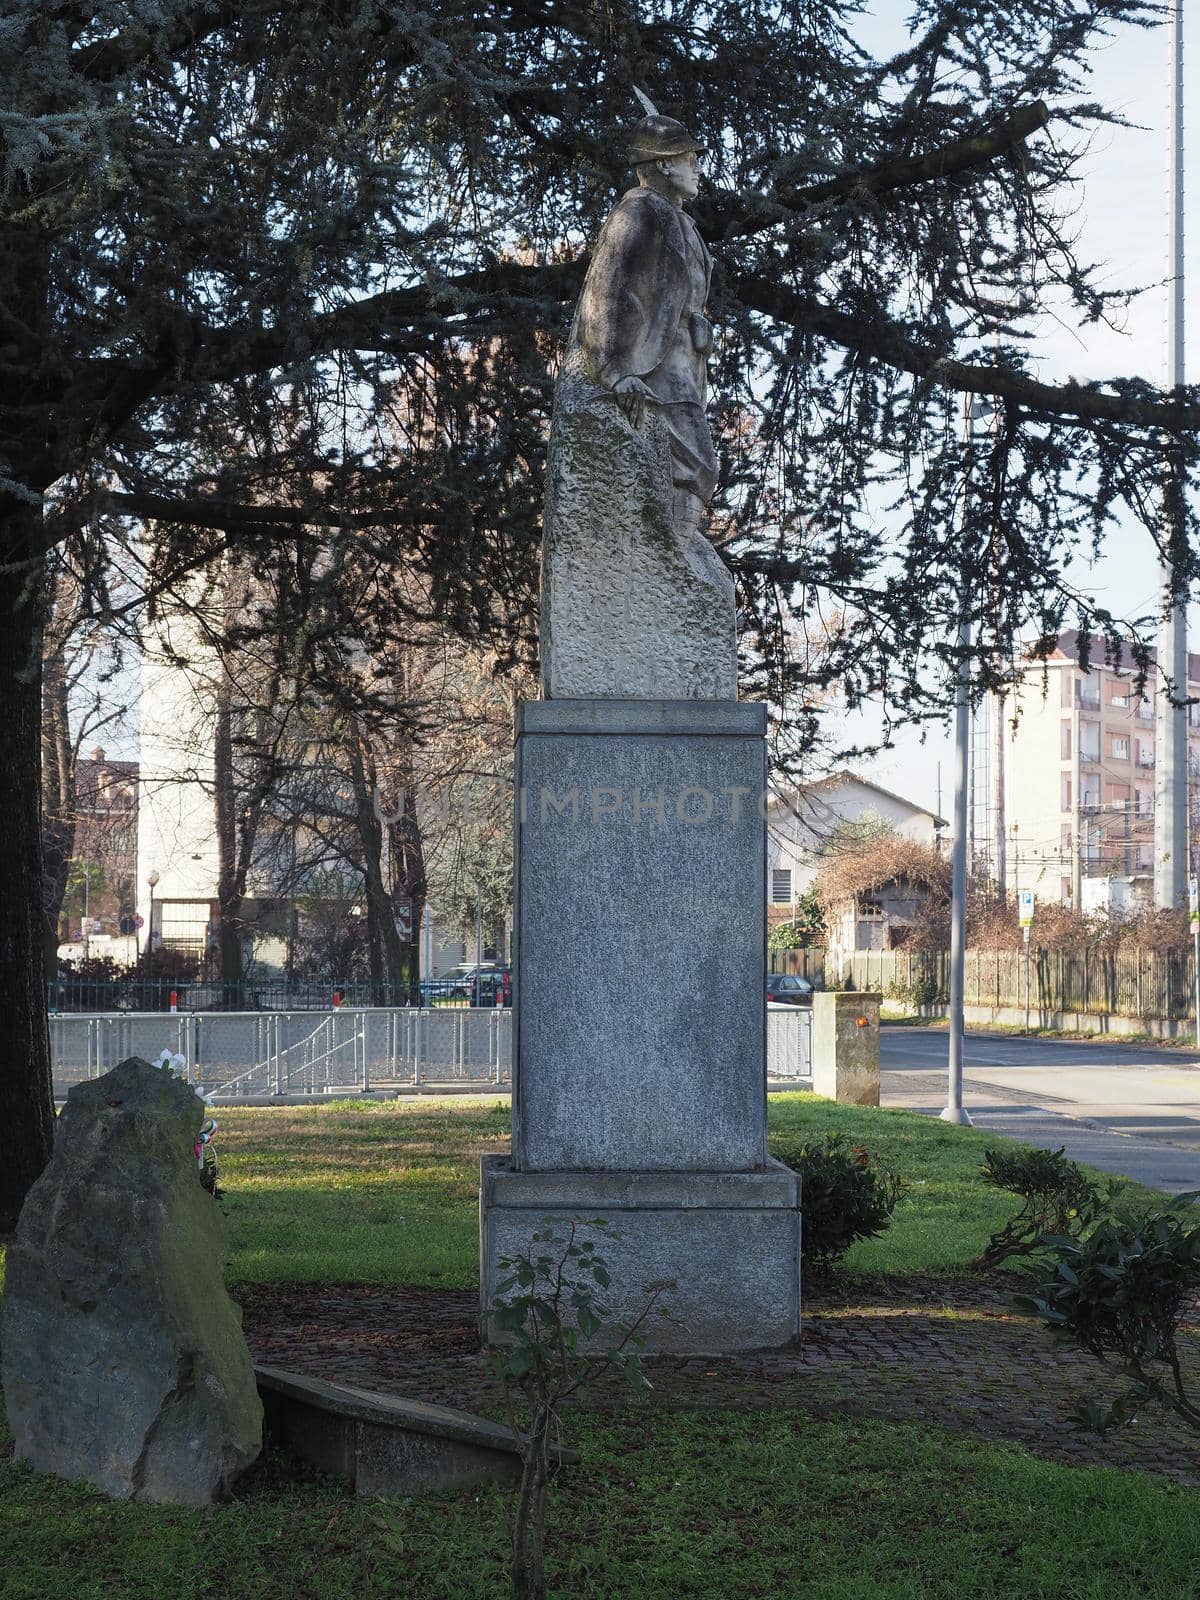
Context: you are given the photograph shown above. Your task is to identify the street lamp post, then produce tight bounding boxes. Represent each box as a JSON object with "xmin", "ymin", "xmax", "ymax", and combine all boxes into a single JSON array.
[
  {"xmin": 145, "ymin": 869, "xmax": 160, "ymax": 969},
  {"xmin": 942, "ymin": 602, "xmax": 974, "ymax": 1126},
  {"xmin": 942, "ymin": 394, "xmax": 993, "ymax": 1128}
]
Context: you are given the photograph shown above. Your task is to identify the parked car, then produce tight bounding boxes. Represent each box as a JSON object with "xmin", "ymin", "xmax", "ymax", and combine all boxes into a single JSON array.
[
  {"xmin": 766, "ymin": 973, "xmax": 818, "ymax": 1007},
  {"xmin": 440, "ymin": 963, "xmax": 512, "ymax": 1005}
]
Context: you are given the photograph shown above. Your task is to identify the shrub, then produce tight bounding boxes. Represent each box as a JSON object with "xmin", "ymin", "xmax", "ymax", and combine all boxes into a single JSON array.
[
  {"xmin": 974, "ymin": 1145, "xmax": 1111, "ymax": 1267},
  {"xmin": 884, "ymin": 974, "xmax": 947, "ymax": 1008},
  {"xmin": 770, "ymin": 1131, "xmax": 905, "ymax": 1274},
  {"xmin": 490, "ymin": 1222, "xmax": 672, "ymax": 1600},
  {"xmin": 1015, "ymin": 1202, "xmax": 1200, "ymax": 1434}
]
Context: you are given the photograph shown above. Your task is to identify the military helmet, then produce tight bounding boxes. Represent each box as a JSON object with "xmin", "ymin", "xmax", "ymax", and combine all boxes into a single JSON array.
[{"xmin": 627, "ymin": 112, "xmax": 705, "ymax": 165}]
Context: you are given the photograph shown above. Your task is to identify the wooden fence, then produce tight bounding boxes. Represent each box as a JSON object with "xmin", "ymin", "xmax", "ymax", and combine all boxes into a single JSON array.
[{"xmin": 834, "ymin": 947, "xmax": 1197, "ymax": 1022}]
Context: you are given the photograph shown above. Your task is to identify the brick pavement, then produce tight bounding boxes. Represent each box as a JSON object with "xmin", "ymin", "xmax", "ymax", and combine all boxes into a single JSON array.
[{"xmin": 236, "ymin": 1273, "xmax": 1200, "ymax": 1487}]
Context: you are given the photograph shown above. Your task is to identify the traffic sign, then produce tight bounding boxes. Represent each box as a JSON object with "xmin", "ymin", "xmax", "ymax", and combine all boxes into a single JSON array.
[
  {"xmin": 1018, "ymin": 889, "xmax": 1035, "ymax": 929},
  {"xmin": 1190, "ymin": 877, "xmax": 1198, "ymax": 925}
]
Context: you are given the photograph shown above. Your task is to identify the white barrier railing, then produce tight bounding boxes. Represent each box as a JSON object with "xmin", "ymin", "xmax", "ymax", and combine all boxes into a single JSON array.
[
  {"xmin": 50, "ymin": 1004, "xmax": 812, "ymax": 1098},
  {"xmin": 49, "ymin": 1007, "xmax": 513, "ymax": 1100},
  {"xmin": 767, "ymin": 1005, "xmax": 813, "ymax": 1080}
]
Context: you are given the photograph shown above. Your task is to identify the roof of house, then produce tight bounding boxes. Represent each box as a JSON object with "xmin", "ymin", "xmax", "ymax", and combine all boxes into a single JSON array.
[
  {"xmin": 768, "ymin": 769, "xmax": 947, "ymax": 830},
  {"xmin": 1032, "ymin": 628, "xmax": 1200, "ymax": 683}
]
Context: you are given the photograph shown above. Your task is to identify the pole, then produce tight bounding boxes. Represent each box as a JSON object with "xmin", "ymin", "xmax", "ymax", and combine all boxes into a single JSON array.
[
  {"xmin": 942, "ymin": 607, "xmax": 973, "ymax": 1125},
  {"xmin": 943, "ymin": 394, "xmax": 979, "ymax": 1126},
  {"xmin": 992, "ymin": 691, "xmax": 1006, "ymax": 898},
  {"xmin": 935, "ymin": 760, "xmax": 943, "ymax": 852},
  {"xmin": 475, "ymin": 887, "xmax": 483, "ymax": 1004},
  {"xmin": 1024, "ymin": 926, "xmax": 1031, "ymax": 1033},
  {"xmin": 1155, "ymin": 0, "xmax": 1189, "ymax": 909}
]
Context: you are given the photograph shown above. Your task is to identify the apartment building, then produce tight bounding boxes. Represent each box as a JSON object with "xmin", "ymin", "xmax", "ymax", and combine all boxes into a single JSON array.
[{"xmin": 996, "ymin": 630, "xmax": 1200, "ymax": 908}]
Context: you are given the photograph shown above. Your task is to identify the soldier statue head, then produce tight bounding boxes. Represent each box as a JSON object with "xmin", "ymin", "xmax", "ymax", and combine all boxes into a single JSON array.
[{"xmin": 627, "ymin": 97, "xmax": 704, "ymax": 205}]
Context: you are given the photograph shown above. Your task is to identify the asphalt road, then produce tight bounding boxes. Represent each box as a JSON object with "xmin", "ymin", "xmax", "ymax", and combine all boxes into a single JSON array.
[{"xmin": 879, "ymin": 1027, "xmax": 1200, "ymax": 1192}]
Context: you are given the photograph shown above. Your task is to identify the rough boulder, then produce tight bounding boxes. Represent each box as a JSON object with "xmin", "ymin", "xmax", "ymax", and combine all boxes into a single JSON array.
[{"xmin": 1, "ymin": 1056, "xmax": 262, "ymax": 1504}]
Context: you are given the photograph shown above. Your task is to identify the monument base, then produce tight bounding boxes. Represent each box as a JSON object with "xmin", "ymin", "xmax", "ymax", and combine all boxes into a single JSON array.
[{"xmin": 480, "ymin": 1155, "xmax": 801, "ymax": 1354}]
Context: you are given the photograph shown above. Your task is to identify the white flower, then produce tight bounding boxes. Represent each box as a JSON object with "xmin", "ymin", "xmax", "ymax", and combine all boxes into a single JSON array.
[{"xmin": 154, "ymin": 1049, "xmax": 188, "ymax": 1076}]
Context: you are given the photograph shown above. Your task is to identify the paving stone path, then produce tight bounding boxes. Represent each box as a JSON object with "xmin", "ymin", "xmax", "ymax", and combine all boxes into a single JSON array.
[{"xmin": 236, "ymin": 1273, "xmax": 1200, "ymax": 1488}]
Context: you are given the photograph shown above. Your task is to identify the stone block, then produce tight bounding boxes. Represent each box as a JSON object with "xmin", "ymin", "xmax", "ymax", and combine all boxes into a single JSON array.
[
  {"xmin": 255, "ymin": 1365, "xmax": 576, "ymax": 1495},
  {"xmin": 479, "ymin": 1155, "xmax": 801, "ymax": 1354},
  {"xmin": 1, "ymin": 1058, "xmax": 262, "ymax": 1505},
  {"xmin": 811, "ymin": 992, "xmax": 881, "ymax": 1105},
  {"xmin": 541, "ymin": 358, "xmax": 738, "ymax": 700},
  {"xmin": 513, "ymin": 699, "xmax": 767, "ymax": 1172}
]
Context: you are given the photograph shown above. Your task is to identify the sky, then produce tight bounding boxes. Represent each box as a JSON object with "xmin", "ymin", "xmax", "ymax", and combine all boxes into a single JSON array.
[{"xmin": 847, "ymin": 2, "xmax": 1199, "ymax": 816}]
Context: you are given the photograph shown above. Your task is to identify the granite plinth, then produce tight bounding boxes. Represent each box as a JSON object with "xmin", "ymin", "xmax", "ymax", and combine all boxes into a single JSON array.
[
  {"xmin": 512, "ymin": 699, "xmax": 766, "ymax": 1173},
  {"xmin": 480, "ymin": 1155, "xmax": 801, "ymax": 1354}
]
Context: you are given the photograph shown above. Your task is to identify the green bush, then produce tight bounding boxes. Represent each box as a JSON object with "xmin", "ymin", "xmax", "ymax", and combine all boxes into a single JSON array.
[
  {"xmin": 1016, "ymin": 1203, "xmax": 1200, "ymax": 1434},
  {"xmin": 884, "ymin": 974, "xmax": 947, "ymax": 1007},
  {"xmin": 974, "ymin": 1144, "xmax": 1110, "ymax": 1267},
  {"xmin": 770, "ymin": 1130, "xmax": 905, "ymax": 1274},
  {"xmin": 767, "ymin": 889, "xmax": 823, "ymax": 950}
]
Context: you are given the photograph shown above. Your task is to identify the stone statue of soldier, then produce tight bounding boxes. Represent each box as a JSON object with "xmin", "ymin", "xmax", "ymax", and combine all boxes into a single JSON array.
[{"xmin": 540, "ymin": 100, "xmax": 739, "ymax": 702}]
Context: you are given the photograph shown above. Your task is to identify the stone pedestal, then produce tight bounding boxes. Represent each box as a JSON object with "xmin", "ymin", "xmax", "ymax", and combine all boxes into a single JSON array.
[
  {"xmin": 480, "ymin": 699, "xmax": 801, "ymax": 1353},
  {"xmin": 811, "ymin": 992, "xmax": 881, "ymax": 1106}
]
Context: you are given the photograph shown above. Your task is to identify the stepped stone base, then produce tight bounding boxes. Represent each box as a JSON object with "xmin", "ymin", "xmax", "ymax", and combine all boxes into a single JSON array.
[{"xmin": 480, "ymin": 1155, "xmax": 801, "ymax": 1354}]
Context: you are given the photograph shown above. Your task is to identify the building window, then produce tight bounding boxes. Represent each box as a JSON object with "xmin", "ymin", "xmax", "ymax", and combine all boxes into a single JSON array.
[
  {"xmin": 1061, "ymin": 774, "xmax": 1072, "ymax": 812},
  {"xmin": 770, "ymin": 868, "xmax": 792, "ymax": 904},
  {"xmin": 1079, "ymin": 723, "xmax": 1100, "ymax": 762},
  {"xmin": 1136, "ymin": 843, "xmax": 1153, "ymax": 871},
  {"xmin": 1061, "ymin": 720, "xmax": 1072, "ymax": 759},
  {"xmin": 1061, "ymin": 876, "xmax": 1072, "ymax": 904},
  {"xmin": 158, "ymin": 900, "xmax": 210, "ymax": 951},
  {"xmin": 1110, "ymin": 735, "xmax": 1130, "ymax": 760},
  {"xmin": 1137, "ymin": 738, "xmax": 1155, "ymax": 768}
]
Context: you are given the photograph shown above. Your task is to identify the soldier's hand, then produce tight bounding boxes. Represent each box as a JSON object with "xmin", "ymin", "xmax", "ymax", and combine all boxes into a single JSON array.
[{"xmin": 612, "ymin": 375, "xmax": 655, "ymax": 429}]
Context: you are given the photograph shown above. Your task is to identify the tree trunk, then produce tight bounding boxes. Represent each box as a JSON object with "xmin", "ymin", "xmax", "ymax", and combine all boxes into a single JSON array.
[
  {"xmin": 388, "ymin": 723, "xmax": 427, "ymax": 1003},
  {"xmin": 213, "ymin": 683, "xmax": 246, "ymax": 1006},
  {"xmin": 348, "ymin": 731, "xmax": 407, "ymax": 1002},
  {"xmin": 40, "ymin": 641, "xmax": 76, "ymax": 973},
  {"xmin": 0, "ymin": 511, "xmax": 56, "ymax": 1232}
]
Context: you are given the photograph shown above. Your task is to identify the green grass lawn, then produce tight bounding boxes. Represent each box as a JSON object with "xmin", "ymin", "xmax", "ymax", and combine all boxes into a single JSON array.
[
  {"xmin": 2, "ymin": 1094, "xmax": 1196, "ymax": 1599},
  {"xmin": 3, "ymin": 1410, "xmax": 1200, "ymax": 1600},
  {"xmin": 206, "ymin": 1091, "xmax": 1165, "ymax": 1288}
]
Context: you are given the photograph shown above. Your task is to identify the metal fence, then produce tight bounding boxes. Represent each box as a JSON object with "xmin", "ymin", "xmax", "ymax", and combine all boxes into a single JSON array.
[
  {"xmin": 50, "ymin": 1007, "xmax": 513, "ymax": 1099},
  {"xmin": 839, "ymin": 947, "xmax": 1199, "ymax": 1022},
  {"xmin": 50, "ymin": 1004, "xmax": 814, "ymax": 1098},
  {"xmin": 767, "ymin": 1006, "xmax": 813, "ymax": 1079},
  {"xmin": 47, "ymin": 978, "xmax": 501, "ymax": 1013}
]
